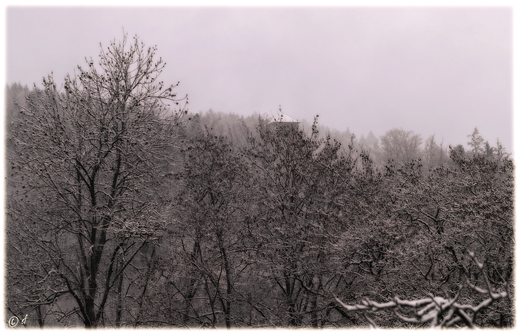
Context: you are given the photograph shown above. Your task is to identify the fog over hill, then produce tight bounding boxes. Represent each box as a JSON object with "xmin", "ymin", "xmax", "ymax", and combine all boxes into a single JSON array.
[
  {"xmin": 6, "ymin": 7, "xmax": 513, "ymax": 153},
  {"xmin": 4, "ymin": 30, "xmax": 513, "ymax": 328}
]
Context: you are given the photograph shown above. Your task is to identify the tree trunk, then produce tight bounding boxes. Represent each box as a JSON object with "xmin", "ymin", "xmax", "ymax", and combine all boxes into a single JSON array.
[{"xmin": 115, "ymin": 261, "xmax": 124, "ymax": 328}]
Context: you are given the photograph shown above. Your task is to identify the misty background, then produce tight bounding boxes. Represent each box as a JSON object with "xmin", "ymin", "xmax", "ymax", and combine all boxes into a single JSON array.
[
  {"xmin": 5, "ymin": 6, "xmax": 513, "ymax": 152},
  {"xmin": 3, "ymin": 6, "xmax": 515, "ymax": 328}
]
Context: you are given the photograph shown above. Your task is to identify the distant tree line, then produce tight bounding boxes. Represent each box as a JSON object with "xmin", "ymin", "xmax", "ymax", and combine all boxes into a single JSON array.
[{"xmin": 4, "ymin": 35, "xmax": 513, "ymax": 328}]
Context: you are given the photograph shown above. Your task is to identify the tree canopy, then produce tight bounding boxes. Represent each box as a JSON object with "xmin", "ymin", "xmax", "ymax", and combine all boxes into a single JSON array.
[{"xmin": 5, "ymin": 36, "xmax": 513, "ymax": 329}]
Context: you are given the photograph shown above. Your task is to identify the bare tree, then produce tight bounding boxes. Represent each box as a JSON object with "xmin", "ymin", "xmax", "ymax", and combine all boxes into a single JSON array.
[
  {"xmin": 6, "ymin": 34, "xmax": 186, "ymax": 328},
  {"xmin": 168, "ymin": 131, "xmax": 253, "ymax": 328},
  {"xmin": 380, "ymin": 128, "xmax": 422, "ymax": 166},
  {"xmin": 243, "ymin": 116, "xmax": 365, "ymax": 327}
]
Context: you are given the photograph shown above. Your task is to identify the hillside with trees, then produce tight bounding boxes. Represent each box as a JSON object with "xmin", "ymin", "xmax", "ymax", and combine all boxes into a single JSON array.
[{"xmin": 4, "ymin": 35, "xmax": 513, "ymax": 328}]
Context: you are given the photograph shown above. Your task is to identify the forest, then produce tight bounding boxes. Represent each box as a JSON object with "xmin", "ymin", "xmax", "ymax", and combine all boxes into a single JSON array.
[{"xmin": 4, "ymin": 35, "xmax": 514, "ymax": 329}]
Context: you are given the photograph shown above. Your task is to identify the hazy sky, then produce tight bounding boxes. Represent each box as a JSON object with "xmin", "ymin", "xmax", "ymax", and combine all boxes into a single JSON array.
[{"xmin": 5, "ymin": 6, "xmax": 513, "ymax": 152}]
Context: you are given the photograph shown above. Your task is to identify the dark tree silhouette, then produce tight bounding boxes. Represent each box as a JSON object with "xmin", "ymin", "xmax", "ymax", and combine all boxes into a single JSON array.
[{"xmin": 6, "ymin": 34, "xmax": 186, "ymax": 328}]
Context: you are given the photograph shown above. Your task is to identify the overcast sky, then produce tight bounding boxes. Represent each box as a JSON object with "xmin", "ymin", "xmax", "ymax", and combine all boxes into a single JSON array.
[{"xmin": 5, "ymin": 6, "xmax": 513, "ymax": 152}]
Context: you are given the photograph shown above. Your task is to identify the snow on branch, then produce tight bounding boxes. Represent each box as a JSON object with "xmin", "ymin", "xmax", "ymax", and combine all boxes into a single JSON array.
[{"xmin": 333, "ymin": 253, "xmax": 509, "ymax": 328}]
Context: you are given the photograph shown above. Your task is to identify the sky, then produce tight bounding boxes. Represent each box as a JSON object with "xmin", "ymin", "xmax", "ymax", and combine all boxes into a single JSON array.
[{"xmin": 4, "ymin": 5, "xmax": 514, "ymax": 152}]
